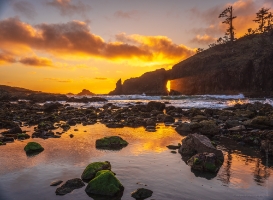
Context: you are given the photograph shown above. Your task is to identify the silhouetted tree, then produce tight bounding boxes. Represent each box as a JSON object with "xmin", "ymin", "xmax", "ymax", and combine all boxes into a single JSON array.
[
  {"xmin": 265, "ymin": 12, "xmax": 273, "ymax": 32},
  {"xmin": 245, "ymin": 28, "xmax": 256, "ymax": 36},
  {"xmin": 196, "ymin": 48, "xmax": 204, "ymax": 53},
  {"xmin": 219, "ymin": 6, "xmax": 237, "ymax": 41},
  {"xmin": 253, "ymin": 8, "xmax": 270, "ymax": 33}
]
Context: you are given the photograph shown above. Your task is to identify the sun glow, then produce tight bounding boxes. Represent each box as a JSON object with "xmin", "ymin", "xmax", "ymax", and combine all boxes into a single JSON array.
[{"xmin": 167, "ymin": 80, "xmax": 171, "ymax": 92}]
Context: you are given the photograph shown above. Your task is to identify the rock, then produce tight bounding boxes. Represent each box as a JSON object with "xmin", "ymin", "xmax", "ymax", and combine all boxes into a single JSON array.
[
  {"xmin": 2, "ymin": 126, "xmax": 22, "ymax": 134},
  {"xmin": 164, "ymin": 115, "xmax": 175, "ymax": 123},
  {"xmin": 121, "ymin": 68, "xmax": 169, "ymax": 95},
  {"xmin": 192, "ymin": 115, "xmax": 207, "ymax": 122},
  {"xmin": 77, "ymin": 89, "xmax": 95, "ymax": 96},
  {"xmin": 166, "ymin": 144, "xmax": 181, "ymax": 150},
  {"xmin": 226, "ymin": 120, "xmax": 241, "ymax": 128},
  {"xmin": 228, "ymin": 125, "xmax": 246, "ymax": 131},
  {"xmin": 109, "ymin": 79, "xmax": 123, "ymax": 95},
  {"xmin": 24, "ymin": 142, "xmax": 44, "ymax": 154},
  {"xmin": 248, "ymin": 116, "xmax": 273, "ymax": 129},
  {"xmin": 81, "ymin": 161, "xmax": 111, "ymax": 182},
  {"xmin": 0, "ymin": 142, "xmax": 6, "ymax": 145},
  {"xmin": 61, "ymin": 123, "xmax": 70, "ymax": 131},
  {"xmin": 106, "ymin": 123, "xmax": 124, "ymax": 128},
  {"xmin": 56, "ymin": 178, "xmax": 85, "ymax": 195},
  {"xmin": 85, "ymin": 170, "xmax": 124, "ymax": 197},
  {"xmin": 147, "ymin": 101, "xmax": 165, "ymax": 111},
  {"xmin": 17, "ymin": 133, "xmax": 31, "ymax": 140},
  {"xmin": 260, "ymin": 140, "xmax": 273, "ymax": 156},
  {"xmin": 69, "ymin": 134, "xmax": 74, "ymax": 138},
  {"xmin": 187, "ymin": 152, "xmax": 223, "ymax": 173},
  {"xmin": 2, "ymin": 137, "xmax": 14, "ymax": 142},
  {"xmin": 43, "ymin": 102, "xmax": 62, "ymax": 112},
  {"xmin": 131, "ymin": 188, "xmax": 153, "ymax": 199},
  {"xmin": 145, "ymin": 118, "xmax": 156, "ymax": 127},
  {"xmin": 67, "ymin": 119, "xmax": 77, "ymax": 126},
  {"xmin": 96, "ymin": 136, "xmax": 128, "ymax": 150},
  {"xmin": 50, "ymin": 180, "xmax": 63, "ymax": 186},
  {"xmin": 38, "ymin": 121, "xmax": 54, "ymax": 130},
  {"xmin": 175, "ymin": 123, "xmax": 191, "ymax": 133},
  {"xmin": 198, "ymin": 120, "xmax": 220, "ymax": 136},
  {"xmin": 179, "ymin": 133, "xmax": 224, "ymax": 160}
]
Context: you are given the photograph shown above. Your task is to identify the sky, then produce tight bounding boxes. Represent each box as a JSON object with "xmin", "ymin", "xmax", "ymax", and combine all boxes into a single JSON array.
[{"xmin": 0, "ymin": 0, "xmax": 272, "ymax": 94}]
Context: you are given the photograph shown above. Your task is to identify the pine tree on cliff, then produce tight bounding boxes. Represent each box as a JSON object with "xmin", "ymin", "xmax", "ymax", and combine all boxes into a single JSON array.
[
  {"xmin": 219, "ymin": 6, "xmax": 237, "ymax": 42},
  {"xmin": 253, "ymin": 8, "xmax": 270, "ymax": 33}
]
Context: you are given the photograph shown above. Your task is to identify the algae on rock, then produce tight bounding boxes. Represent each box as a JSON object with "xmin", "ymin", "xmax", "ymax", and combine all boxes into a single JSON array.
[{"xmin": 85, "ymin": 170, "xmax": 124, "ymax": 197}]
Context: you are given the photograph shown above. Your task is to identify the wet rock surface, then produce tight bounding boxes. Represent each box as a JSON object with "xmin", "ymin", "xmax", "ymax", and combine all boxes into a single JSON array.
[
  {"xmin": 81, "ymin": 161, "xmax": 111, "ymax": 182},
  {"xmin": 55, "ymin": 178, "xmax": 85, "ymax": 195},
  {"xmin": 131, "ymin": 188, "xmax": 153, "ymax": 199}
]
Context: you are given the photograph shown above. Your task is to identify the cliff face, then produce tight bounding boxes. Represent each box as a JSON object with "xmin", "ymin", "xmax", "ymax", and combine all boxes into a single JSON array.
[
  {"xmin": 170, "ymin": 32, "xmax": 273, "ymax": 96},
  {"xmin": 109, "ymin": 31, "xmax": 273, "ymax": 96},
  {"xmin": 122, "ymin": 68, "xmax": 169, "ymax": 95},
  {"xmin": 109, "ymin": 79, "xmax": 123, "ymax": 95}
]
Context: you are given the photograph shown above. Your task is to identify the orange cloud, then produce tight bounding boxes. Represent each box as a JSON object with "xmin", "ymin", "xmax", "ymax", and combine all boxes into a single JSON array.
[
  {"xmin": 0, "ymin": 52, "xmax": 16, "ymax": 64},
  {"xmin": 0, "ymin": 17, "xmax": 194, "ymax": 67},
  {"xmin": 19, "ymin": 56, "xmax": 53, "ymax": 67},
  {"xmin": 190, "ymin": 34, "xmax": 217, "ymax": 45},
  {"xmin": 44, "ymin": 78, "xmax": 72, "ymax": 83}
]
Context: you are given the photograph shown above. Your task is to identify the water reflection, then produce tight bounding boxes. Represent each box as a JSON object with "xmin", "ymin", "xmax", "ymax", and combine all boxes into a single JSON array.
[{"xmin": 0, "ymin": 124, "xmax": 272, "ymax": 200}]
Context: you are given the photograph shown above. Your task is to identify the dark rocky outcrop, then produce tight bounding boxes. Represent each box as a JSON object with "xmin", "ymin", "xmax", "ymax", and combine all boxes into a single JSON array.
[
  {"xmin": 109, "ymin": 68, "xmax": 169, "ymax": 95},
  {"xmin": 170, "ymin": 32, "xmax": 273, "ymax": 97},
  {"xmin": 131, "ymin": 188, "xmax": 153, "ymax": 199},
  {"xmin": 77, "ymin": 89, "xmax": 95, "ymax": 96},
  {"xmin": 55, "ymin": 178, "xmax": 85, "ymax": 195},
  {"xmin": 109, "ymin": 79, "xmax": 123, "ymax": 95},
  {"xmin": 179, "ymin": 133, "xmax": 224, "ymax": 160}
]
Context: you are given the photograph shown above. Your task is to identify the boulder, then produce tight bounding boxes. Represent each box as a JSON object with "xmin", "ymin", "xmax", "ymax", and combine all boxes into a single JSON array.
[
  {"xmin": 1, "ymin": 126, "xmax": 22, "ymax": 135},
  {"xmin": 164, "ymin": 115, "xmax": 175, "ymax": 123},
  {"xmin": 43, "ymin": 102, "xmax": 62, "ymax": 112},
  {"xmin": 179, "ymin": 133, "xmax": 224, "ymax": 160},
  {"xmin": 81, "ymin": 161, "xmax": 111, "ymax": 182},
  {"xmin": 187, "ymin": 152, "xmax": 223, "ymax": 173},
  {"xmin": 147, "ymin": 101, "xmax": 165, "ymax": 111},
  {"xmin": 131, "ymin": 188, "xmax": 153, "ymax": 199},
  {"xmin": 24, "ymin": 142, "xmax": 44, "ymax": 154},
  {"xmin": 85, "ymin": 170, "xmax": 124, "ymax": 197},
  {"xmin": 95, "ymin": 136, "xmax": 128, "ymax": 150},
  {"xmin": 145, "ymin": 118, "xmax": 156, "ymax": 127},
  {"xmin": 198, "ymin": 120, "xmax": 220, "ymax": 136},
  {"xmin": 166, "ymin": 144, "xmax": 181, "ymax": 150},
  {"xmin": 56, "ymin": 178, "xmax": 85, "ymax": 195}
]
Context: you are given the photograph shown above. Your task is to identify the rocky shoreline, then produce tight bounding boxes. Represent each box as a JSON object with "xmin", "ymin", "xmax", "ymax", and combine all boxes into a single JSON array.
[{"xmin": 0, "ymin": 99, "xmax": 272, "ymax": 157}]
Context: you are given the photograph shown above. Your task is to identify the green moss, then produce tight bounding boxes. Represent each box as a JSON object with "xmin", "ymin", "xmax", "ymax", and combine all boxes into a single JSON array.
[
  {"xmin": 204, "ymin": 163, "xmax": 217, "ymax": 172},
  {"xmin": 95, "ymin": 136, "xmax": 128, "ymax": 149},
  {"xmin": 0, "ymin": 142, "xmax": 3, "ymax": 145},
  {"xmin": 85, "ymin": 170, "xmax": 123, "ymax": 196},
  {"xmin": 194, "ymin": 157, "xmax": 200, "ymax": 164},
  {"xmin": 24, "ymin": 142, "xmax": 44, "ymax": 154},
  {"xmin": 81, "ymin": 161, "xmax": 111, "ymax": 181},
  {"xmin": 18, "ymin": 133, "xmax": 30, "ymax": 139}
]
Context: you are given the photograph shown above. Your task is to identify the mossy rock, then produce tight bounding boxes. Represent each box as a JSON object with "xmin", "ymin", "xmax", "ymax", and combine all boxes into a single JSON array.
[
  {"xmin": 24, "ymin": 142, "xmax": 44, "ymax": 154},
  {"xmin": 96, "ymin": 136, "xmax": 128, "ymax": 150},
  {"xmin": 17, "ymin": 133, "xmax": 30, "ymax": 140},
  {"xmin": 81, "ymin": 161, "xmax": 111, "ymax": 182},
  {"xmin": 85, "ymin": 170, "xmax": 124, "ymax": 197}
]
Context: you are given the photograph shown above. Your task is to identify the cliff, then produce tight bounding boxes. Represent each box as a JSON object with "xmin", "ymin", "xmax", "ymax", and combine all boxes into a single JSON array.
[
  {"xmin": 110, "ymin": 31, "xmax": 273, "ymax": 97},
  {"xmin": 109, "ymin": 79, "xmax": 122, "ymax": 95},
  {"xmin": 122, "ymin": 68, "xmax": 169, "ymax": 95},
  {"xmin": 170, "ymin": 31, "xmax": 273, "ymax": 96}
]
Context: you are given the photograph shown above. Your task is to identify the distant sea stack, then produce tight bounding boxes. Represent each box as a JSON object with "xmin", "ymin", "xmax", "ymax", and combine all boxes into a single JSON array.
[
  {"xmin": 110, "ymin": 69, "xmax": 169, "ymax": 96},
  {"xmin": 77, "ymin": 89, "xmax": 95, "ymax": 96},
  {"xmin": 109, "ymin": 31, "xmax": 273, "ymax": 97}
]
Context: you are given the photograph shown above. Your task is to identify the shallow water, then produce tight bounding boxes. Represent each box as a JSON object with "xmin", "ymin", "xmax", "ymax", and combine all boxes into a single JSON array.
[{"xmin": 0, "ymin": 124, "xmax": 272, "ymax": 200}]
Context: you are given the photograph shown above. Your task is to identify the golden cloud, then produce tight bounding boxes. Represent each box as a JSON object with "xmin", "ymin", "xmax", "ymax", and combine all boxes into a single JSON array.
[
  {"xmin": 19, "ymin": 56, "xmax": 53, "ymax": 67},
  {"xmin": 0, "ymin": 17, "xmax": 194, "ymax": 67}
]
